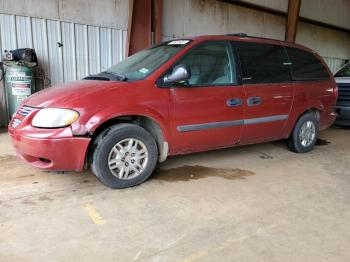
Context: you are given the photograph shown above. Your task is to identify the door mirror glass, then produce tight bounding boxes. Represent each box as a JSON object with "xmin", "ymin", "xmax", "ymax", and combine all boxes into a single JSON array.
[{"xmin": 164, "ymin": 64, "xmax": 191, "ymax": 84}]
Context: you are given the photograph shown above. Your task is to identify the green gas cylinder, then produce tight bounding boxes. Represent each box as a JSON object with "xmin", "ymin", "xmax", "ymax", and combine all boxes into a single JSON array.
[{"xmin": 5, "ymin": 61, "xmax": 35, "ymax": 118}]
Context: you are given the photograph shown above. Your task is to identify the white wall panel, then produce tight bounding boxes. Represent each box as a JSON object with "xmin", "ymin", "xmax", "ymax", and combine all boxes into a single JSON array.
[
  {"xmin": 15, "ymin": 16, "xmax": 33, "ymax": 48},
  {"xmin": 300, "ymin": 0, "xmax": 350, "ymax": 30},
  {"xmin": 61, "ymin": 22, "xmax": 76, "ymax": 82},
  {"xmin": 61, "ymin": 0, "xmax": 128, "ymax": 30},
  {"xmin": 111, "ymin": 30, "xmax": 126, "ymax": 65},
  {"xmin": 75, "ymin": 24, "xmax": 89, "ymax": 81},
  {"xmin": 163, "ymin": 0, "xmax": 286, "ymax": 40},
  {"xmin": 296, "ymin": 22, "xmax": 350, "ymax": 60},
  {"xmin": 0, "ymin": 0, "xmax": 128, "ymax": 29},
  {"xmin": 240, "ymin": 0, "xmax": 288, "ymax": 12},
  {"xmin": 100, "ymin": 28, "xmax": 112, "ymax": 71},
  {"xmin": 31, "ymin": 18, "xmax": 50, "ymax": 81},
  {"xmin": 47, "ymin": 19, "xmax": 64, "ymax": 85},
  {"xmin": 0, "ymin": 13, "xmax": 127, "ymax": 86},
  {"xmin": 0, "ymin": 0, "xmax": 60, "ymax": 21},
  {"xmin": 0, "ymin": 14, "xmax": 17, "ymax": 51},
  {"xmin": 227, "ymin": 4, "xmax": 285, "ymax": 40},
  {"xmin": 88, "ymin": 26, "xmax": 100, "ymax": 75}
]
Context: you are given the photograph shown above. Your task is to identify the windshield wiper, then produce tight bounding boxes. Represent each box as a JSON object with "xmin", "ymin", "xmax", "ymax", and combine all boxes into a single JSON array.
[{"xmin": 103, "ymin": 71, "xmax": 128, "ymax": 81}]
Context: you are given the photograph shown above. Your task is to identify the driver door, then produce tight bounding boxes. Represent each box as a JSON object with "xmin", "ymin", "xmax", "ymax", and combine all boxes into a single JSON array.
[{"xmin": 167, "ymin": 41, "xmax": 245, "ymax": 154}]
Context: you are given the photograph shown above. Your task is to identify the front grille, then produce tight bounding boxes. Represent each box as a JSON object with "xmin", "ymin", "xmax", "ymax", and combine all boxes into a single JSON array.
[
  {"xmin": 17, "ymin": 106, "xmax": 35, "ymax": 117},
  {"xmin": 11, "ymin": 118, "xmax": 22, "ymax": 128},
  {"xmin": 337, "ymin": 83, "xmax": 350, "ymax": 107}
]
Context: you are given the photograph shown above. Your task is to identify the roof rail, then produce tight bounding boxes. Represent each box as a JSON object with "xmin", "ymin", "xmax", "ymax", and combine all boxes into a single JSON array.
[
  {"xmin": 225, "ymin": 33, "xmax": 248, "ymax": 37},
  {"xmin": 226, "ymin": 33, "xmax": 283, "ymax": 42}
]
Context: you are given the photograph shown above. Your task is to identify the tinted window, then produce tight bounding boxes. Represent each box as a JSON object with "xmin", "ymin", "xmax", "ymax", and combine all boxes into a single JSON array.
[
  {"xmin": 174, "ymin": 41, "xmax": 237, "ymax": 86},
  {"xmin": 235, "ymin": 42, "xmax": 291, "ymax": 84},
  {"xmin": 285, "ymin": 47, "xmax": 329, "ymax": 80}
]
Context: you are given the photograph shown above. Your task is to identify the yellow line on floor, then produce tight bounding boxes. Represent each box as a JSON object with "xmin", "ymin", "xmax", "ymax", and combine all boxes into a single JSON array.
[{"xmin": 84, "ymin": 203, "xmax": 106, "ymax": 225}]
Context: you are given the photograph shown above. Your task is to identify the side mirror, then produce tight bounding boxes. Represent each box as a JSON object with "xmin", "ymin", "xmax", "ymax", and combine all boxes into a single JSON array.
[{"xmin": 163, "ymin": 64, "xmax": 191, "ymax": 84}]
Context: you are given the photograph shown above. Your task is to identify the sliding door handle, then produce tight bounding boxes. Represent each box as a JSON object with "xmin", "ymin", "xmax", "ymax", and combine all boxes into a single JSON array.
[
  {"xmin": 226, "ymin": 98, "xmax": 243, "ymax": 107},
  {"xmin": 247, "ymin": 97, "xmax": 262, "ymax": 106}
]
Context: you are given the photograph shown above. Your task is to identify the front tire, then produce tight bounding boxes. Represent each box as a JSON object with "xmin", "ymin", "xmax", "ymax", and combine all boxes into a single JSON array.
[
  {"xmin": 91, "ymin": 124, "xmax": 158, "ymax": 189},
  {"xmin": 287, "ymin": 112, "xmax": 319, "ymax": 153}
]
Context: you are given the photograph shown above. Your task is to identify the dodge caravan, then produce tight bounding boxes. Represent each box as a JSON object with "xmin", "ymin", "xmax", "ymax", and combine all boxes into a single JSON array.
[{"xmin": 9, "ymin": 34, "xmax": 337, "ymax": 188}]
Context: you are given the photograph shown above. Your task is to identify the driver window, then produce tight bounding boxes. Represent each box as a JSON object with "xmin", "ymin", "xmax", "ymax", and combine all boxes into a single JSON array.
[{"xmin": 175, "ymin": 41, "xmax": 237, "ymax": 86}]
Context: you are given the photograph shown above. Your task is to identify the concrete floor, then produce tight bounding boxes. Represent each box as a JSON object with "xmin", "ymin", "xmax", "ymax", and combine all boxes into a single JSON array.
[{"xmin": 0, "ymin": 127, "xmax": 349, "ymax": 262}]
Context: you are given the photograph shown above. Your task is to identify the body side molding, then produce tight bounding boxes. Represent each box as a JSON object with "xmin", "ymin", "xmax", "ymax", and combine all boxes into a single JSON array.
[{"xmin": 177, "ymin": 114, "xmax": 289, "ymax": 132}]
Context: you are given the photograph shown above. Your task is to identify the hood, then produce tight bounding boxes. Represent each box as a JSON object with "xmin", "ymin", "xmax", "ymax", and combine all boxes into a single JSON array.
[
  {"xmin": 24, "ymin": 80, "xmax": 131, "ymax": 108},
  {"xmin": 335, "ymin": 77, "xmax": 350, "ymax": 84}
]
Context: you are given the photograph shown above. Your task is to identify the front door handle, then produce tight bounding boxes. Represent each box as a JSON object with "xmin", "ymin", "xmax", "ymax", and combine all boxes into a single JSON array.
[
  {"xmin": 247, "ymin": 97, "xmax": 262, "ymax": 106},
  {"xmin": 226, "ymin": 98, "xmax": 243, "ymax": 107}
]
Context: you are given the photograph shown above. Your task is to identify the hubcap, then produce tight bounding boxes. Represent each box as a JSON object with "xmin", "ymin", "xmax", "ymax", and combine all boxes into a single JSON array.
[
  {"xmin": 299, "ymin": 121, "xmax": 316, "ymax": 147},
  {"xmin": 108, "ymin": 138, "xmax": 149, "ymax": 180}
]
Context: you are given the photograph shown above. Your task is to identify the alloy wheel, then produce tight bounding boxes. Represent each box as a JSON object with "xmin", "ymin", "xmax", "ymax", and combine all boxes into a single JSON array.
[
  {"xmin": 107, "ymin": 138, "xmax": 149, "ymax": 180},
  {"xmin": 299, "ymin": 121, "xmax": 316, "ymax": 147}
]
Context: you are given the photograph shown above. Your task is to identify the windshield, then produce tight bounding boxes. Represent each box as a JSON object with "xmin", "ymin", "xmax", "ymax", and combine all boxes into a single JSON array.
[
  {"xmin": 335, "ymin": 63, "xmax": 350, "ymax": 77},
  {"xmin": 105, "ymin": 40, "xmax": 191, "ymax": 81}
]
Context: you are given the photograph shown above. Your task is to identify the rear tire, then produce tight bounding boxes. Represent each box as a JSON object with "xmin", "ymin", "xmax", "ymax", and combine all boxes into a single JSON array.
[
  {"xmin": 287, "ymin": 112, "xmax": 319, "ymax": 153},
  {"xmin": 91, "ymin": 124, "xmax": 158, "ymax": 189}
]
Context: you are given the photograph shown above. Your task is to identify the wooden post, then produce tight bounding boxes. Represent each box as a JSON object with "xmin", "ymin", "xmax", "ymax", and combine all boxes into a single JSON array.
[
  {"xmin": 152, "ymin": 0, "xmax": 163, "ymax": 45},
  {"xmin": 126, "ymin": 0, "xmax": 152, "ymax": 56},
  {"xmin": 285, "ymin": 0, "xmax": 301, "ymax": 42},
  {"xmin": 126, "ymin": 0, "xmax": 134, "ymax": 58}
]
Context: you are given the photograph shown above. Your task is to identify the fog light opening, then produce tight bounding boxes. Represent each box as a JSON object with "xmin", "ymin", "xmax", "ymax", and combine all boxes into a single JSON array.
[{"xmin": 39, "ymin": 158, "xmax": 51, "ymax": 164}]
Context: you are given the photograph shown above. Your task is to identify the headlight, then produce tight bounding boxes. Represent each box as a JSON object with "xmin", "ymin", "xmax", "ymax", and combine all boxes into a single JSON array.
[{"xmin": 32, "ymin": 108, "xmax": 79, "ymax": 128}]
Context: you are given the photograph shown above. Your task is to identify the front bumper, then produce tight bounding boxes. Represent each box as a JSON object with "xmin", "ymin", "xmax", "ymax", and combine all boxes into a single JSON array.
[
  {"xmin": 334, "ymin": 106, "xmax": 350, "ymax": 126},
  {"xmin": 10, "ymin": 131, "xmax": 90, "ymax": 171},
  {"xmin": 8, "ymin": 106, "xmax": 90, "ymax": 171}
]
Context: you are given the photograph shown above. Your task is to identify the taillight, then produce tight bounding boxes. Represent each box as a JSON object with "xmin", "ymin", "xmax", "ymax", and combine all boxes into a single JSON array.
[
  {"xmin": 333, "ymin": 85, "xmax": 338, "ymax": 97},
  {"xmin": 327, "ymin": 85, "xmax": 338, "ymax": 97}
]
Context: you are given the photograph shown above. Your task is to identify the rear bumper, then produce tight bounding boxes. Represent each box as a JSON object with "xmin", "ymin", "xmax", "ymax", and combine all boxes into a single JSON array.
[
  {"xmin": 9, "ymin": 130, "xmax": 90, "ymax": 171},
  {"xmin": 320, "ymin": 111, "xmax": 337, "ymax": 130}
]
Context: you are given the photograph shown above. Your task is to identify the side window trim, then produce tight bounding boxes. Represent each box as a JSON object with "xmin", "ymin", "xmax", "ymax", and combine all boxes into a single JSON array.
[
  {"xmin": 282, "ymin": 46, "xmax": 294, "ymax": 82},
  {"xmin": 230, "ymin": 41, "xmax": 243, "ymax": 85},
  {"xmin": 156, "ymin": 40, "xmax": 240, "ymax": 88}
]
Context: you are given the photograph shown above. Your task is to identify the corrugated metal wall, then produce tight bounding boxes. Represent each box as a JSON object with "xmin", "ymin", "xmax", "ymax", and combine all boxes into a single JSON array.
[
  {"xmin": 0, "ymin": 13, "xmax": 127, "ymax": 126},
  {"xmin": 0, "ymin": 13, "xmax": 127, "ymax": 86},
  {"xmin": 323, "ymin": 57, "xmax": 347, "ymax": 73}
]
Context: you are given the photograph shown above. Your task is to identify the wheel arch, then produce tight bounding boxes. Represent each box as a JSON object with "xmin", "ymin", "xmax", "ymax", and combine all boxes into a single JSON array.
[
  {"xmin": 87, "ymin": 114, "xmax": 169, "ymax": 165},
  {"xmin": 283, "ymin": 107, "xmax": 322, "ymax": 138},
  {"xmin": 296, "ymin": 108, "xmax": 321, "ymax": 127}
]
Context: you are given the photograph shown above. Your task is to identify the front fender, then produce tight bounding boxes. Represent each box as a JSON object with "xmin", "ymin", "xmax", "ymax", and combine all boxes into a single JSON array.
[{"xmin": 84, "ymin": 105, "xmax": 171, "ymax": 141}]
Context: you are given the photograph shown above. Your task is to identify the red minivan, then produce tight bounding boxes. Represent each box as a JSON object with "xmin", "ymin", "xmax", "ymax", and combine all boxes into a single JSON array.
[{"xmin": 8, "ymin": 34, "xmax": 337, "ymax": 188}]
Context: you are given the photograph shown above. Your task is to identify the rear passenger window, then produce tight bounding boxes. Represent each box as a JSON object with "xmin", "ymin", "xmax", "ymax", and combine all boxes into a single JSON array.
[
  {"xmin": 285, "ymin": 47, "xmax": 329, "ymax": 80},
  {"xmin": 235, "ymin": 42, "xmax": 291, "ymax": 84}
]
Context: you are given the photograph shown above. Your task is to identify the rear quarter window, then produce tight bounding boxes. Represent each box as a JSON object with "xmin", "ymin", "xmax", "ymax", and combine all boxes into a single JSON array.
[
  {"xmin": 285, "ymin": 47, "xmax": 330, "ymax": 81},
  {"xmin": 235, "ymin": 42, "xmax": 292, "ymax": 84}
]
